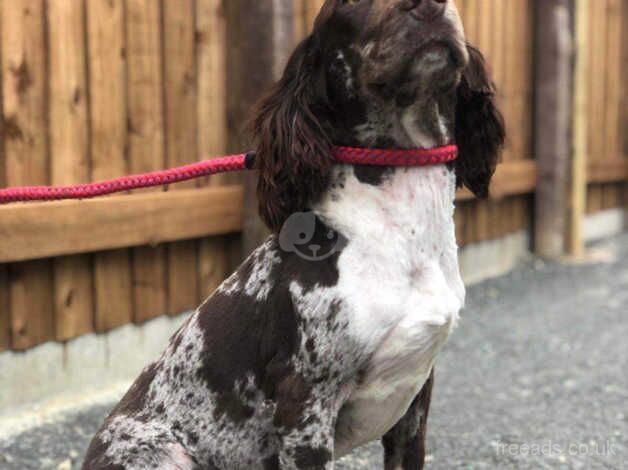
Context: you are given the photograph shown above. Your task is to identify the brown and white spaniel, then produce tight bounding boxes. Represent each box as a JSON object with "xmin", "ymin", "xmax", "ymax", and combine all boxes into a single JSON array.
[{"xmin": 83, "ymin": 0, "xmax": 504, "ymax": 468}]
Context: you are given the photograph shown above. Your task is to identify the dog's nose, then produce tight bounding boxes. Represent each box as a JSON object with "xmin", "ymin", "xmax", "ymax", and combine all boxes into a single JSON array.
[{"xmin": 402, "ymin": 0, "xmax": 447, "ymax": 22}]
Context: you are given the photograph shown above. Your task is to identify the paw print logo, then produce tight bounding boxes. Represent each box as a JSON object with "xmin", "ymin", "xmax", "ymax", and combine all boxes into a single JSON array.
[{"xmin": 279, "ymin": 212, "xmax": 345, "ymax": 261}]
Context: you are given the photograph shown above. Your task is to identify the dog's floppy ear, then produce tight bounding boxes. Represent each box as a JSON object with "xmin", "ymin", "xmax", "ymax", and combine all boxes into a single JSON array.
[
  {"xmin": 454, "ymin": 45, "xmax": 505, "ymax": 198},
  {"xmin": 253, "ymin": 33, "xmax": 333, "ymax": 233}
]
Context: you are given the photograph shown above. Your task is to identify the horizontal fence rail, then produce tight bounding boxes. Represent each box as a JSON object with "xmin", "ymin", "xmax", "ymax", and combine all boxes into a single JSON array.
[{"xmin": 0, "ymin": 186, "xmax": 244, "ymax": 263}]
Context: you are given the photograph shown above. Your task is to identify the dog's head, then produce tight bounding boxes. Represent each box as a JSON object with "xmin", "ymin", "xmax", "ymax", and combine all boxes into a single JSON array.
[{"xmin": 254, "ymin": 0, "xmax": 505, "ymax": 231}]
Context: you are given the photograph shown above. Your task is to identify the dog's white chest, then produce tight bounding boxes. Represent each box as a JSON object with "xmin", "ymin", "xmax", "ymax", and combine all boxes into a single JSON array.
[
  {"xmin": 334, "ymin": 260, "xmax": 461, "ymax": 455},
  {"xmin": 315, "ymin": 165, "xmax": 465, "ymax": 455}
]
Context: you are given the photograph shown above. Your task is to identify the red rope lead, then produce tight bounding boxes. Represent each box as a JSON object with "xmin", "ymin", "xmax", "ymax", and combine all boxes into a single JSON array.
[
  {"xmin": 333, "ymin": 145, "xmax": 458, "ymax": 166},
  {"xmin": 0, "ymin": 145, "xmax": 457, "ymax": 204},
  {"xmin": 0, "ymin": 154, "xmax": 250, "ymax": 204}
]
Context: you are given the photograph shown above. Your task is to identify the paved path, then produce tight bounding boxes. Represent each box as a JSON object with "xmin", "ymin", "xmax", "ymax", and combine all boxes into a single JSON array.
[{"xmin": 1, "ymin": 235, "xmax": 627, "ymax": 469}]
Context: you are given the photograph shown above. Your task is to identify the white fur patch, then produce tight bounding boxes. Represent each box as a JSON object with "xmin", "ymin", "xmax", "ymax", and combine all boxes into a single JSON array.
[
  {"xmin": 217, "ymin": 238, "xmax": 280, "ymax": 301},
  {"xmin": 315, "ymin": 164, "xmax": 465, "ymax": 456}
]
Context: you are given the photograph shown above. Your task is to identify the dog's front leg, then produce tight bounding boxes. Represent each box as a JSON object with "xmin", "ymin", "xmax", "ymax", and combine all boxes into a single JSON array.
[
  {"xmin": 381, "ymin": 369, "xmax": 435, "ymax": 470},
  {"xmin": 273, "ymin": 374, "xmax": 336, "ymax": 470}
]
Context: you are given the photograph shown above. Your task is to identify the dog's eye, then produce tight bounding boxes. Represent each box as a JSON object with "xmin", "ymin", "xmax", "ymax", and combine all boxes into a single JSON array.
[{"xmin": 327, "ymin": 230, "xmax": 335, "ymax": 239}]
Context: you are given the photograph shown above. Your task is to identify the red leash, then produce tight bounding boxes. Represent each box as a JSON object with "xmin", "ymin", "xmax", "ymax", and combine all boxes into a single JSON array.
[{"xmin": 0, "ymin": 145, "xmax": 457, "ymax": 204}]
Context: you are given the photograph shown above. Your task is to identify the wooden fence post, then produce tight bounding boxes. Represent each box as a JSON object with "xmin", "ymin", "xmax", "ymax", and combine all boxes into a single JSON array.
[
  {"xmin": 226, "ymin": 0, "xmax": 297, "ymax": 257},
  {"xmin": 567, "ymin": 0, "xmax": 589, "ymax": 257},
  {"xmin": 533, "ymin": 0, "xmax": 576, "ymax": 258}
]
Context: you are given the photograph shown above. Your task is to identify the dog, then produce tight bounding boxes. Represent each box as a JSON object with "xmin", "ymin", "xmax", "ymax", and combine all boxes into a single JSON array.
[{"xmin": 83, "ymin": 0, "xmax": 504, "ymax": 468}]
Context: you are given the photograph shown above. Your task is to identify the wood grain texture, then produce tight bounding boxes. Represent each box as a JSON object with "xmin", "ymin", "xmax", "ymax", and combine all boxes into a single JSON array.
[
  {"xmin": 588, "ymin": 159, "xmax": 628, "ymax": 183},
  {"xmin": 6, "ymin": 260, "xmax": 54, "ymax": 350},
  {"xmin": 512, "ymin": 0, "xmax": 534, "ymax": 235},
  {"xmin": 163, "ymin": 0, "xmax": 199, "ymax": 315},
  {"xmin": 306, "ymin": 0, "xmax": 325, "ymax": 29},
  {"xmin": 490, "ymin": 0, "xmax": 513, "ymax": 238},
  {"xmin": 602, "ymin": 0, "xmax": 623, "ymax": 208},
  {"xmin": 586, "ymin": 0, "xmax": 605, "ymax": 214},
  {"xmin": 477, "ymin": 0, "xmax": 494, "ymax": 242},
  {"xmin": 126, "ymin": 0, "xmax": 167, "ymax": 322},
  {"xmin": 0, "ymin": 0, "xmax": 7, "ymax": 352},
  {"xmin": 198, "ymin": 237, "xmax": 228, "ymax": 302},
  {"xmin": 87, "ymin": 0, "xmax": 133, "ymax": 332},
  {"xmin": 48, "ymin": 0, "xmax": 94, "ymax": 341},
  {"xmin": 0, "ymin": 186, "xmax": 244, "ymax": 262},
  {"xmin": 293, "ymin": 0, "xmax": 306, "ymax": 40},
  {"xmin": 623, "ymin": 0, "xmax": 628, "ymax": 171},
  {"xmin": 496, "ymin": 0, "xmax": 517, "ymax": 235},
  {"xmin": 0, "ymin": 265, "xmax": 9, "ymax": 351},
  {"xmin": 196, "ymin": 0, "xmax": 230, "ymax": 303},
  {"xmin": 0, "ymin": 0, "xmax": 3, "ymax": 200},
  {"xmin": 568, "ymin": 0, "xmax": 590, "ymax": 256},
  {"xmin": 464, "ymin": 0, "xmax": 489, "ymax": 242},
  {"xmin": 2, "ymin": 0, "xmax": 55, "ymax": 349},
  {"xmin": 197, "ymin": 0, "xmax": 228, "ymax": 186}
]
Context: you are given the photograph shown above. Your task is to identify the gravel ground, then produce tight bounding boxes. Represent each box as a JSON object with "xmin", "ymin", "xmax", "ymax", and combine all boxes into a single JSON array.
[{"xmin": 1, "ymin": 234, "xmax": 627, "ymax": 469}]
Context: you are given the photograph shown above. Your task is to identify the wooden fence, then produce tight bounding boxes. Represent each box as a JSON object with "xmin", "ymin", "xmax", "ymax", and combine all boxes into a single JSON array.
[
  {"xmin": 0, "ymin": 0, "xmax": 233, "ymax": 351},
  {"xmin": 585, "ymin": 0, "xmax": 626, "ymax": 213},
  {"xmin": 0, "ymin": 0, "xmax": 626, "ymax": 353}
]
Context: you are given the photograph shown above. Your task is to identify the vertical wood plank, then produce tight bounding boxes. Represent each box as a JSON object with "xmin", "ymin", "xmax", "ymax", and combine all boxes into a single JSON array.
[
  {"xmin": 7, "ymin": 261, "xmax": 55, "ymax": 349},
  {"xmin": 454, "ymin": 203, "xmax": 466, "ymax": 247},
  {"xmin": 0, "ymin": 0, "xmax": 8, "ymax": 352},
  {"xmin": 197, "ymin": 0, "xmax": 227, "ymax": 185},
  {"xmin": 293, "ymin": 0, "xmax": 306, "ymax": 41},
  {"xmin": 222, "ymin": 1, "xmax": 246, "ymax": 273},
  {"xmin": 198, "ymin": 238, "xmax": 229, "ymax": 299},
  {"xmin": 126, "ymin": 0, "xmax": 168, "ymax": 322},
  {"xmin": 622, "ymin": 0, "xmax": 628, "ymax": 167},
  {"xmin": 587, "ymin": 0, "xmax": 605, "ymax": 213},
  {"xmin": 87, "ymin": 0, "xmax": 134, "ymax": 332},
  {"xmin": 0, "ymin": 266, "xmax": 9, "ymax": 350},
  {"xmin": 163, "ymin": 0, "xmax": 199, "ymax": 315},
  {"xmin": 463, "ymin": 204, "xmax": 477, "ymax": 245},
  {"xmin": 513, "ymin": 0, "xmax": 533, "ymax": 234},
  {"xmin": 0, "ymin": 0, "xmax": 2, "ymax": 190},
  {"xmin": 453, "ymin": 0, "xmax": 466, "ymax": 245},
  {"xmin": 500, "ymin": 0, "xmax": 516, "ymax": 235},
  {"xmin": 486, "ymin": 0, "xmax": 502, "ymax": 241},
  {"xmin": 197, "ymin": 0, "xmax": 229, "ymax": 303},
  {"xmin": 602, "ymin": 0, "xmax": 622, "ymax": 208},
  {"xmin": 475, "ymin": 0, "xmax": 493, "ymax": 241},
  {"xmin": 459, "ymin": 0, "xmax": 477, "ymax": 245},
  {"xmin": 494, "ymin": 0, "xmax": 517, "ymax": 236},
  {"xmin": 468, "ymin": 0, "xmax": 491, "ymax": 242},
  {"xmin": 48, "ymin": 0, "xmax": 94, "ymax": 341},
  {"xmin": 586, "ymin": 0, "xmax": 597, "ymax": 178},
  {"xmin": 306, "ymin": 0, "xmax": 325, "ymax": 30},
  {"xmin": 598, "ymin": 0, "xmax": 612, "ymax": 209},
  {"xmin": 2, "ymin": 0, "xmax": 55, "ymax": 349},
  {"xmin": 492, "ymin": 0, "xmax": 510, "ymax": 240},
  {"xmin": 568, "ymin": 0, "xmax": 589, "ymax": 256}
]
